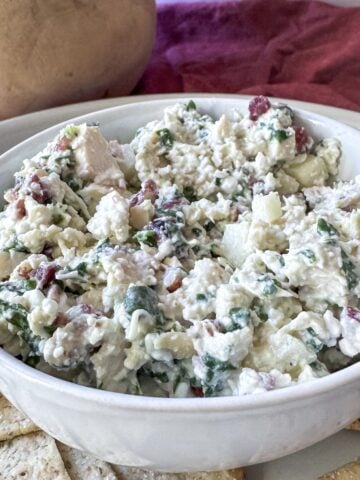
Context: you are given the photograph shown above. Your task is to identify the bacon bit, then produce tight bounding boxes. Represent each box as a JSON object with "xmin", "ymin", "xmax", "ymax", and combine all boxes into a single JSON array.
[
  {"xmin": 130, "ymin": 180, "xmax": 158, "ymax": 207},
  {"xmin": 18, "ymin": 265, "xmax": 33, "ymax": 279},
  {"xmin": 79, "ymin": 304, "xmax": 93, "ymax": 314},
  {"xmin": 54, "ymin": 313, "xmax": 70, "ymax": 328},
  {"xmin": 161, "ymin": 197, "xmax": 190, "ymax": 209},
  {"xmin": 205, "ymin": 323, "xmax": 215, "ymax": 337},
  {"xmin": 248, "ymin": 96, "xmax": 271, "ymax": 121},
  {"xmin": 166, "ymin": 277, "xmax": 182, "ymax": 293},
  {"xmin": 56, "ymin": 136, "xmax": 72, "ymax": 151},
  {"xmin": 25, "ymin": 174, "xmax": 51, "ymax": 204},
  {"xmin": 346, "ymin": 307, "xmax": 360, "ymax": 323},
  {"xmin": 164, "ymin": 268, "xmax": 183, "ymax": 293},
  {"xmin": 33, "ymin": 263, "xmax": 57, "ymax": 289},
  {"xmin": 294, "ymin": 127, "xmax": 311, "ymax": 154},
  {"xmin": 14, "ymin": 199, "xmax": 26, "ymax": 219},
  {"xmin": 191, "ymin": 386, "xmax": 204, "ymax": 397},
  {"xmin": 341, "ymin": 204, "xmax": 356, "ymax": 213}
]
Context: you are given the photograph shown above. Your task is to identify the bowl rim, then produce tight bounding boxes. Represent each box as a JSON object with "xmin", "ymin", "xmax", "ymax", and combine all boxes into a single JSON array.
[{"xmin": 1, "ymin": 96, "xmax": 360, "ymax": 413}]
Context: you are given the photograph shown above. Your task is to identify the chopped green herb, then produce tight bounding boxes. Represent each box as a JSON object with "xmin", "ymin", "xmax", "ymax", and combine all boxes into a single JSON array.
[
  {"xmin": 152, "ymin": 371, "xmax": 169, "ymax": 383},
  {"xmin": 183, "ymin": 186, "xmax": 197, "ymax": 202},
  {"xmin": 298, "ymin": 249, "xmax": 316, "ymax": 263},
  {"xmin": 156, "ymin": 208, "xmax": 177, "ymax": 218},
  {"xmin": 124, "ymin": 285, "xmax": 160, "ymax": 317},
  {"xmin": 317, "ymin": 218, "xmax": 338, "ymax": 238},
  {"xmin": 3, "ymin": 237, "xmax": 30, "ymax": 254},
  {"xmin": 196, "ymin": 293, "xmax": 207, "ymax": 302},
  {"xmin": 303, "ymin": 327, "xmax": 323, "ymax": 353},
  {"xmin": 254, "ymin": 304, "xmax": 268, "ymax": 322},
  {"xmin": 186, "ymin": 100, "xmax": 197, "ymax": 111},
  {"xmin": 25, "ymin": 355, "xmax": 41, "ymax": 368},
  {"xmin": 64, "ymin": 125, "xmax": 79, "ymax": 138},
  {"xmin": 0, "ymin": 300, "xmax": 40, "ymax": 353},
  {"xmin": 258, "ymin": 275, "xmax": 281, "ymax": 296},
  {"xmin": 20, "ymin": 279, "xmax": 37, "ymax": 291},
  {"xmin": 52, "ymin": 213, "xmax": 65, "ymax": 225},
  {"xmin": 192, "ymin": 245, "xmax": 201, "ymax": 254},
  {"xmin": 202, "ymin": 354, "xmax": 236, "ymax": 396},
  {"xmin": 192, "ymin": 227, "xmax": 203, "ymax": 237},
  {"xmin": 341, "ymin": 249, "xmax": 358, "ymax": 290},
  {"xmin": 134, "ymin": 230, "xmax": 157, "ymax": 247},
  {"xmin": 76, "ymin": 262, "xmax": 88, "ymax": 277},
  {"xmin": 215, "ymin": 178, "xmax": 222, "ymax": 187},
  {"xmin": 43, "ymin": 325, "xmax": 57, "ymax": 336},
  {"xmin": 64, "ymin": 177, "xmax": 81, "ymax": 192},
  {"xmin": 203, "ymin": 354, "xmax": 235, "ymax": 371},
  {"xmin": 271, "ymin": 129, "xmax": 289, "ymax": 142},
  {"xmin": 156, "ymin": 128, "xmax": 174, "ymax": 149},
  {"xmin": 220, "ymin": 307, "xmax": 251, "ymax": 332},
  {"xmin": 309, "ymin": 360, "xmax": 324, "ymax": 371}
]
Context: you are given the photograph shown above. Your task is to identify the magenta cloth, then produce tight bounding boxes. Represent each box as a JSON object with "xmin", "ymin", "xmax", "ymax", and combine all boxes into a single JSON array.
[{"xmin": 133, "ymin": 0, "xmax": 360, "ymax": 112}]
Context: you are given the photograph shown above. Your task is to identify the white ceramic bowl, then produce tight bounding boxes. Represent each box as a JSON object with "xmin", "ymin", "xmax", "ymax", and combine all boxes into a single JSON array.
[{"xmin": 0, "ymin": 98, "xmax": 360, "ymax": 473}]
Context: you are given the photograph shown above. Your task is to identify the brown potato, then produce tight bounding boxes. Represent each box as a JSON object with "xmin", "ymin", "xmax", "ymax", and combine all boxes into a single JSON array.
[{"xmin": 0, "ymin": 0, "xmax": 156, "ymax": 119}]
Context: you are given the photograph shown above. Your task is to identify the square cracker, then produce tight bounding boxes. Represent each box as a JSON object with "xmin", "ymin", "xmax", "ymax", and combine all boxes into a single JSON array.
[
  {"xmin": 0, "ymin": 394, "xmax": 40, "ymax": 441},
  {"xmin": 347, "ymin": 419, "xmax": 360, "ymax": 431},
  {"xmin": 0, "ymin": 431, "xmax": 71, "ymax": 480},
  {"xmin": 319, "ymin": 458, "xmax": 360, "ymax": 479},
  {"xmin": 57, "ymin": 442, "xmax": 118, "ymax": 480},
  {"xmin": 112, "ymin": 465, "xmax": 246, "ymax": 480}
]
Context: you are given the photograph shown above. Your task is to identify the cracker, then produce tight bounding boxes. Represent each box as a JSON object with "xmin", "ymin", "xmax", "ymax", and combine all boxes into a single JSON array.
[
  {"xmin": 347, "ymin": 419, "xmax": 360, "ymax": 431},
  {"xmin": 112, "ymin": 465, "xmax": 245, "ymax": 480},
  {"xmin": 319, "ymin": 458, "xmax": 360, "ymax": 479},
  {"xmin": 0, "ymin": 430, "xmax": 71, "ymax": 479},
  {"xmin": 57, "ymin": 442, "xmax": 118, "ymax": 480},
  {"xmin": 0, "ymin": 394, "xmax": 40, "ymax": 441}
]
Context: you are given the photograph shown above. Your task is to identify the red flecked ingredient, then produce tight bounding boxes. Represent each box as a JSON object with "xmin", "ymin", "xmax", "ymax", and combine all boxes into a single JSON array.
[
  {"xmin": 79, "ymin": 304, "xmax": 93, "ymax": 314},
  {"xmin": 294, "ymin": 126, "xmax": 310, "ymax": 153},
  {"xmin": 161, "ymin": 196, "xmax": 189, "ymax": 209},
  {"xmin": 248, "ymin": 96, "xmax": 271, "ymax": 121},
  {"xmin": 34, "ymin": 264, "xmax": 57, "ymax": 289},
  {"xmin": 14, "ymin": 199, "xmax": 26, "ymax": 219},
  {"xmin": 18, "ymin": 266, "xmax": 32, "ymax": 279},
  {"xmin": 191, "ymin": 386, "xmax": 204, "ymax": 397},
  {"xmin": 205, "ymin": 323, "xmax": 214, "ymax": 337},
  {"xmin": 259, "ymin": 372, "xmax": 276, "ymax": 390},
  {"xmin": 56, "ymin": 136, "xmax": 72, "ymax": 151},
  {"xmin": 164, "ymin": 268, "xmax": 183, "ymax": 293},
  {"xmin": 166, "ymin": 277, "xmax": 182, "ymax": 293},
  {"xmin": 342, "ymin": 204, "xmax": 355, "ymax": 213},
  {"xmin": 54, "ymin": 313, "xmax": 70, "ymax": 328},
  {"xmin": 26, "ymin": 174, "xmax": 51, "ymax": 204},
  {"xmin": 346, "ymin": 307, "xmax": 360, "ymax": 323},
  {"xmin": 130, "ymin": 179, "xmax": 158, "ymax": 206}
]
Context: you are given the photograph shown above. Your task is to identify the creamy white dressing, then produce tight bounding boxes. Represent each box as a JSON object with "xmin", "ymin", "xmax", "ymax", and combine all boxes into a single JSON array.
[{"xmin": 0, "ymin": 98, "xmax": 358, "ymax": 398}]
